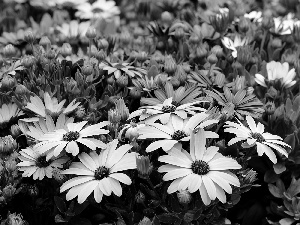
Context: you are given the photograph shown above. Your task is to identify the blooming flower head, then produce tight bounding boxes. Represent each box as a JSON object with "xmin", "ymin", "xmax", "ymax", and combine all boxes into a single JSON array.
[
  {"xmin": 244, "ymin": 11, "xmax": 262, "ymax": 23},
  {"xmin": 25, "ymin": 92, "xmax": 80, "ymax": 119},
  {"xmin": 221, "ymin": 35, "xmax": 249, "ymax": 58},
  {"xmin": 138, "ymin": 113, "xmax": 219, "ymax": 152},
  {"xmin": 158, "ymin": 129, "xmax": 241, "ymax": 205},
  {"xmin": 272, "ymin": 13, "xmax": 296, "ymax": 35},
  {"xmin": 224, "ymin": 116, "xmax": 290, "ymax": 163},
  {"xmin": 0, "ymin": 103, "xmax": 23, "ymax": 128},
  {"xmin": 75, "ymin": 0, "xmax": 120, "ymax": 20},
  {"xmin": 17, "ymin": 147, "xmax": 69, "ymax": 180},
  {"xmin": 60, "ymin": 140, "xmax": 136, "ymax": 204},
  {"xmin": 128, "ymin": 97, "xmax": 207, "ymax": 124},
  {"xmin": 35, "ymin": 121, "xmax": 109, "ymax": 159},
  {"xmin": 56, "ymin": 20, "xmax": 90, "ymax": 41},
  {"xmin": 255, "ymin": 61, "xmax": 296, "ymax": 89}
]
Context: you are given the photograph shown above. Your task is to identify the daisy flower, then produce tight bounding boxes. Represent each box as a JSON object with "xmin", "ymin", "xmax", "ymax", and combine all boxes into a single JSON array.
[
  {"xmin": 244, "ymin": 11, "xmax": 262, "ymax": 23},
  {"xmin": 56, "ymin": 20, "xmax": 90, "ymax": 41},
  {"xmin": 17, "ymin": 147, "xmax": 69, "ymax": 180},
  {"xmin": 18, "ymin": 114, "xmax": 74, "ymax": 143},
  {"xmin": 224, "ymin": 116, "xmax": 290, "ymax": 163},
  {"xmin": 158, "ymin": 129, "xmax": 241, "ymax": 205},
  {"xmin": 221, "ymin": 35, "xmax": 249, "ymax": 58},
  {"xmin": 35, "ymin": 121, "xmax": 109, "ymax": 159},
  {"xmin": 0, "ymin": 103, "xmax": 23, "ymax": 128},
  {"xmin": 128, "ymin": 97, "xmax": 207, "ymax": 124},
  {"xmin": 272, "ymin": 13, "xmax": 296, "ymax": 35},
  {"xmin": 75, "ymin": 0, "xmax": 120, "ymax": 20},
  {"xmin": 138, "ymin": 113, "xmax": 219, "ymax": 152},
  {"xmin": 60, "ymin": 140, "xmax": 136, "ymax": 204},
  {"xmin": 25, "ymin": 92, "xmax": 80, "ymax": 119},
  {"xmin": 255, "ymin": 61, "xmax": 296, "ymax": 89}
]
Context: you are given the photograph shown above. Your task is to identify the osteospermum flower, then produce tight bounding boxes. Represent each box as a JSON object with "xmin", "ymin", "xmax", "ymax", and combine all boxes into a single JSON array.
[
  {"xmin": 25, "ymin": 92, "xmax": 80, "ymax": 119},
  {"xmin": 272, "ymin": 13, "xmax": 296, "ymax": 35},
  {"xmin": 56, "ymin": 20, "xmax": 90, "ymax": 40},
  {"xmin": 221, "ymin": 35, "xmax": 249, "ymax": 58},
  {"xmin": 0, "ymin": 103, "xmax": 23, "ymax": 128},
  {"xmin": 60, "ymin": 140, "xmax": 136, "ymax": 204},
  {"xmin": 158, "ymin": 129, "xmax": 241, "ymax": 205},
  {"xmin": 244, "ymin": 11, "xmax": 262, "ymax": 23},
  {"xmin": 255, "ymin": 61, "xmax": 296, "ymax": 89},
  {"xmin": 138, "ymin": 113, "xmax": 219, "ymax": 152},
  {"xmin": 128, "ymin": 97, "xmax": 207, "ymax": 124},
  {"xmin": 224, "ymin": 116, "xmax": 290, "ymax": 163},
  {"xmin": 17, "ymin": 147, "xmax": 69, "ymax": 180},
  {"xmin": 35, "ymin": 121, "xmax": 109, "ymax": 158}
]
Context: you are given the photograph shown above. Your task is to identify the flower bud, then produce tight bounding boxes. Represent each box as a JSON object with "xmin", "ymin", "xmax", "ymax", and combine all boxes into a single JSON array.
[
  {"xmin": 262, "ymin": 16, "xmax": 274, "ymax": 30},
  {"xmin": 137, "ymin": 51, "xmax": 148, "ymax": 62},
  {"xmin": 85, "ymin": 26, "xmax": 97, "ymax": 39},
  {"xmin": 136, "ymin": 155, "xmax": 153, "ymax": 178},
  {"xmin": 196, "ymin": 45, "xmax": 207, "ymax": 58},
  {"xmin": 129, "ymin": 87, "xmax": 142, "ymax": 99},
  {"xmin": 15, "ymin": 84, "xmax": 29, "ymax": 96},
  {"xmin": 5, "ymin": 158, "xmax": 17, "ymax": 172},
  {"xmin": 45, "ymin": 49, "xmax": 56, "ymax": 60},
  {"xmin": 177, "ymin": 189, "xmax": 192, "ymax": 204},
  {"xmin": 75, "ymin": 106, "xmax": 86, "ymax": 119},
  {"xmin": 120, "ymin": 31, "xmax": 131, "ymax": 46},
  {"xmin": 211, "ymin": 45, "xmax": 224, "ymax": 58},
  {"xmin": 264, "ymin": 101, "xmax": 275, "ymax": 115},
  {"xmin": 271, "ymin": 38, "xmax": 282, "ymax": 48},
  {"xmin": 236, "ymin": 46, "xmax": 252, "ymax": 65},
  {"xmin": 21, "ymin": 55, "xmax": 35, "ymax": 68},
  {"xmin": 82, "ymin": 64, "xmax": 93, "ymax": 76},
  {"xmin": 3, "ymin": 44, "xmax": 16, "ymax": 58},
  {"xmin": 174, "ymin": 27, "xmax": 185, "ymax": 39},
  {"xmin": 116, "ymin": 75, "xmax": 129, "ymax": 88},
  {"xmin": 39, "ymin": 36, "xmax": 51, "ymax": 47},
  {"xmin": 24, "ymin": 30, "xmax": 35, "ymax": 43},
  {"xmin": 95, "ymin": 49, "xmax": 106, "ymax": 61},
  {"xmin": 2, "ymin": 184, "xmax": 16, "ymax": 199},
  {"xmin": 115, "ymin": 98, "xmax": 129, "ymax": 121},
  {"xmin": 189, "ymin": 33, "xmax": 201, "ymax": 45},
  {"xmin": 161, "ymin": 11, "xmax": 173, "ymax": 24},
  {"xmin": 207, "ymin": 53, "xmax": 218, "ymax": 64},
  {"xmin": 238, "ymin": 17, "xmax": 250, "ymax": 33},
  {"xmin": 4, "ymin": 212, "xmax": 27, "ymax": 225},
  {"xmin": 209, "ymin": 13, "xmax": 230, "ymax": 34},
  {"xmin": 175, "ymin": 65, "xmax": 187, "ymax": 85},
  {"xmin": 138, "ymin": 217, "xmax": 152, "ymax": 225},
  {"xmin": 135, "ymin": 191, "xmax": 146, "ymax": 204},
  {"xmin": 164, "ymin": 55, "xmax": 177, "ymax": 74},
  {"xmin": 1, "ymin": 75, "xmax": 16, "ymax": 91},
  {"xmin": 10, "ymin": 124, "xmax": 22, "ymax": 138},
  {"xmin": 108, "ymin": 109, "xmax": 121, "ymax": 125},
  {"xmin": 182, "ymin": 63, "xmax": 190, "ymax": 73},
  {"xmin": 27, "ymin": 185, "xmax": 39, "ymax": 197},
  {"xmin": 60, "ymin": 43, "xmax": 72, "ymax": 57},
  {"xmin": 170, "ymin": 77, "xmax": 180, "ymax": 88},
  {"xmin": 97, "ymin": 38, "xmax": 109, "ymax": 50},
  {"xmin": 107, "ymin": 76, "xmax": 115, "ymax": 85},
  {"xmin": 215, "ymin": 73, "xmax": 225, "ymax": 87},
  {"xmin": 154, "ymin": 73, "xmax": 168, "ymax": 87}
]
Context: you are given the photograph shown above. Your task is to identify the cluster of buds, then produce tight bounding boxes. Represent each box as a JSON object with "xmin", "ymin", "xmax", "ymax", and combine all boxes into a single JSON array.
[{"xmin": 0, "ymin": 135, "xmax": 17, "ymax": 155}]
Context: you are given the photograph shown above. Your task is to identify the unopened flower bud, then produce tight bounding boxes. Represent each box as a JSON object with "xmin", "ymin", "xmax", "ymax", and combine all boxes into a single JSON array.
[
  {"xmin": 136, "ymin": 155, "xmax": 153, "ymax": 178},
  {"xmin": 174, "ymin": 27, "xmax": 185, "ymax": 39},
  {"xmin": 3, "ymin": 44, "xmax": 16, "ymax": 58},
  {"xmin": 164, "ymin": 55, "xmax": 177, "ymax": 74},
  {"xmin": 82, "ymin": 64, "xmax": 93, "ymax": 76},
  {"xmin": 189, "ymin": 33, "xmax": 201, "ymax": 45},
  {"xmin": 39, "ymin": 36, "xmax": 51, "ymax": 47},
  {"xmin": 154, "ymin": 73, "xmax": 168, "ymax": 87},
  {"xmin": 161, "ymin": 11, "xmax": 173, "ymax": 24},
  {"xmin": 27, "ymin": 185, "xmax": 39, "ymax": 197},
  {"xmin": 209, "ymin": 13, "xmax": 230, "ymax": 34},
  {"xmin": 45, "ymin": 49, "xmax": 56, "ymax": 60},
  {"xmin": 75, "ymin": 106, "xmax": 86, "ymax": 119},
  {"xmin": 2, "ymin": 184, "xmax": 16, "ymax": 199},
  {"xmin": 211, "ymin": 45, "xmax": 223, "ymax": 58},
  {"xmin": 85, "ymin": 26, "xmax": 97, "ymax": 39},
  {"xmin": 215, "ymin": 73, "xmax": 225, "ymax": 87},
  {"xmin": 135, "ymin": 191, "xmax": 146, "ymax": 204},
  {"xmin": 129, "ymin": 87, "xmax": 142, "ymax": 99},
  {"xmin": 15, "ymin": 84, "xmax": 29, "ymax": 96},
  {"xmin": 207, "ymin": 53, "xmax": 218, "ymax": 64},
  {"xmin": 138, "ymin": 217, "xmax": 152, "ymax": 225},
  {"xmin": 97, "ymin": 38, "xmax": 109, "ymax": 50},
  {"xmin": 60, "ymin": 43, "xmax": 72, "ymax": 57},
  {"xmin": 175, "ymin": 65, "xmax": 187, "ymax": 85},
  {"xmin": 236, "ymin": 46, "xmax": 252, "ymax": 65},
  {"xmin": 271, "ymin": 38, "xmax": 282, "ymax": 48},
  {"xmin": 196, "ymin": 45, "xmax": 207, "ymax": 58},
  {"xmin": 24, "ymin": 30, "xmax": 35, "ymax": 43},
  {"xmin": 107, "ymin": 76, "xmax": 115, "ymax": 85},
  {"xmin": 177, "ymin": 189, "xmax": 191, "ymax": 204},
  {"xmin": 21, "ymin": 55, "xmax": 35, "ymax": 68},
  {"xmin": 108, "ymin": 109, "xmax": 121, "ymax": 124},
  {"xmin": 116, "ymin": 75, "xmax": 129, "ymax": 87},
  {"xmin": 170, "ymin": 77, "xmax": 180, "ymax": 88},
  {"xmin": 239, "ymin": 17, "xmax": 250, "ymax": 33},
  {"xmin": 120, "ymin": 31, "xmax": 131, "ymax": 45},
  {"xmin": 10, "ymin": 124, "xmax": 22, "ymax": 138},
  {"xmin": 137, "ymin": 51, "xmax": 148, "ymax": 62},
  {"xmin": 115, "ymin": 98, "xmax": 129, "ymax": 121},
  {"xmin": 5, "ymin": 212, "xmax": 26, "ymax": 225},
  {"xmin": 262, "ymin": 16, "xmax": 274, "ymax": 30},
  {"xmin": 182, "ymin": 63, "xmax": 190, "ymax": 73},
  {"xmin": 96, "ymin": 49, "xmax": 106, "ymax": 61},
  {"xmin": 264, "ymin": 101, "xmax": 275, "ymax": 115},
  {"xmin": 1, "ymin": 75, "xmax": 16, "ymax": 91}
]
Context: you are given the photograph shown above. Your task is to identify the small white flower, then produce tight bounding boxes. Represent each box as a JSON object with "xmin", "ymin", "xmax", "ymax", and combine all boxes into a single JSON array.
[
  {"xmin": 221, "ymin": 35, "xmax": 249, "ymax": 58},
  {"xmin": 224, "ymin": 116, "xmax": 290, "ymax": 164},
  {"xmin": 244, "ymin": 11, "xmax": 262, "ymax": 23},
  {"xmin": 255, "ymin": 61, "xmax": 296, "ymax": 88}
]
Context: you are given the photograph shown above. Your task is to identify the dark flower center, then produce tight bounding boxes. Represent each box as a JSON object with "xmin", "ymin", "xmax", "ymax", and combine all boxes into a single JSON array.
[
  {"xmin": 172, "ymin": 130, "xmax": 187, "ymax": 140},
  {"xmin": 191, "ymin": 160, "xmax": 210, "ymax": 175},
  {"xmin": 63, "ymin": 131, "xmax": 80, "ymax": 141},
  {"xmin": 171, "ymin": 100, "xmax": 179, "ymax": 107},
  {"xmin": 94, "ymin": 166, "xmax": 110, "ymax": 180},
  {"xmin": 36, "ymin": 155, "xmax": 51, "ymax": 168},
  {"xmin": 162, "ymin": 105, "xmax": 176, "ymax": 113},
  {"xmin": 251, "ymin": 132, "xmax": 265, "ymax": 143}
]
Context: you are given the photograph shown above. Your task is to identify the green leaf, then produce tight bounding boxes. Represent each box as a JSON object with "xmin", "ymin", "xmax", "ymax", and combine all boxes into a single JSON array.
[
  {"xmin": 264, "ymin": 170, "xmax": 279, "ymax": 183},
  {"xmin": 54, "ymin": 196, "xmax": 67, "ymax": 213},
  {"xmin": 157, "ymin": 213, "xmax": 180, "ymax": 224}
]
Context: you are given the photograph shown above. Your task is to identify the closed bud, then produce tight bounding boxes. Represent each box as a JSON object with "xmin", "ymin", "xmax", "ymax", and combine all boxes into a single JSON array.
[
  {"xmin": 135, "ymin": 191, "xmax": 146, "ymax": 204},
  {"xmin": 4, "ymin": 212, "xmax": 27, "ymax": 225},
  {"xmin": 262, "ymin": 16, "xmax": 274, "ymax": 30},
  {"xmin": 15, "ymin": 84, "xmax": 29, "ymax": 96},
  {"xmin": 164, "ymin": 55, "xmax": 177, "ymax": 74},
  {"xmin": 177, "ymin": 189, "xmax": 192, "ymax": 204},
  {"xmin": 2, "ymin": 184, "xmax": 16, "ymax": 199},
  {"xmin": 161, "ymin": 11, "xmax": 173, "ymax": 24},
  {"xmin": 98, "ymin": 38, "xmax": 109, "ymax": 50},
  {"xmin": 136, "ymin": 155, "xmax": 153, "ymax": 178},
  {"xmin": 96, "ymin": 49, "xmax": 106, "ymax": 61},
  {"xmin": 137, "ymin": 51, "xmax": 148, "ymax": 62},
  {"xmin": 115, "ymin": 98, "xmax": 129, "ymax": 121},
  {"xmin": 24, "ymin": 30, "xmax": 35, "ymax": 43},
  {"xmin": 232, "ymin": 61, "xmax": 243, "ymax": 70},
  {"xmin": 182, "ymin": 63, "xmax": 191, "ymax": 73},
  {"xmin": 45, "ymin": 49, "xmax": 56, "ymax": 60},
  {"xmin": 82, "ymin": 64, "xmax": 93, "ymax": 76},
  {"xmin": 215, "ymin": 73, "xmax": 225, "ymax": 87},
  {"xmin": 3, "ymin": 44, "xmax": 16, "ymax": 58},
  {"xmin": 209, "ymin": 13, "xmax": 230, "ymax": 34},
  {"xmin": 5, "ymin": 159, "xmax": 17, "ymax": 172},
  {"xmin": 108, "ymin": 109, "xmax": 121, "ymax": 124},
  {"xmin": 207, "ymin": 53, "xmax": 218, "ymax": 64},
  {"xmin": 189, "ymin": 33, "xmax": 201, "ymax": 45},
  {"xmin": 196, "ymin": 45, "xmax": 207, "ymax": 58},
  {"xmin": 175, "ymin": 65, "xmax": 187, "ymax": 85},
  {"xmin": 120, "ymin": 31, "xmax": 131, "ymax": 45},
  {"xmin": 85, "ymin": 26, "xmax": 97, "ymax": 39},
  {"xmin": 129, "ymin": 87, "xmax": 142, "ymax": 99},
  {"xmin": 239, "ymin": 17, "xmax": 250, "ymax": 33},
  {"xmin": 236, "ymin": 46, "xmax": 252, "ymax": 65},
  {"xmin": 60, "ymin": 43, "xmax": 72, "ymax": 57},
  {"xmin": 264, "ymin": 101, "xmax": 275, "ymax": 115},
  {"xmin": 27, "ymin": 185, "xmax": 39, "ymax": 197},
  {"xmin": 75, "ymin": 106, "xmax": 86, "ymax": 119},
  {"xmin": 170, "ymin": 77, "xmax": 180, "ymax": 88},
  {"xmin": 271, "ymin": 38, "xmax": 282, "ymax": 48},
  {"xmin": 10, "ymin": 124, "xmax": 22, "ymax": 138},
  {"xmin": 174, "ymin": 27, "xmax": 185, "ymax": 39},
  {"xmin": 138, "ymin": 217, "xmax": 152, "ymax": 225},
  {"xmin": 116, "ymin": 75, "xmax": 129, "ymax": 87},
  {"xmin": 154, "ymin": 73, "xmax": 168, "ymax": 87},
  {"xmin": 21, "ymin": 55, "xmax": 35, "ymax": 68},
  {"xmin": 1, "ymin": 75, "xmax": 16, "ymax": 91},
  {"xmin": 39, "ymin": 36, "xmax": 51, "ymax": 47},
  {"xmin": 107, "ymin": 76, "xmax": 115, "ymax": 85},
  {"xmin": 211, "ymin": 45, "xmax": 224, "ymax": 58}
]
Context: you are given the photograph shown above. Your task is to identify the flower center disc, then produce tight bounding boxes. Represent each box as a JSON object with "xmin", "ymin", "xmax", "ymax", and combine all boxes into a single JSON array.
[
  {"xmin": 172, "ymin": 130, "xmax": 187, "ymax": 140},
  {"xmin": 36, "ymin": 155, "xmax": 51, "ymax": 168},
  {"xmin": 63, "ymin": 131, "xmax": 80, "ymax": 141},
  {"xmin": 162, "ymin": 105, "xmax": 176, "ymax": 113},
  {"xmin": 191, "ymin": 160, "xmax": 210, "ymax": 175},
  {"xmin": 94, "ymin": 166, "xmax": 109, "ymax": 180},
  {"xmin": 251, "ymin": 132, "xmax": 265, "ymax": 143}
]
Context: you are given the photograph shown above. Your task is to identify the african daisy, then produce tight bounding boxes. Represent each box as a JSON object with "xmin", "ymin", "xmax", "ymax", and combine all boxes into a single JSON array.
[
  {"xmin": 60, "ymin": 140, "xmax": 136, "ymax": 204},
  {"xmin": 158, "ymin": 129, "xmax": 241, "ymax": 205},
  {"xmin": 224, "ymin": 116, "xmax": 290, "ymax": 163},
  {"xmin": 0, "ymin": 103, "xmax": 23, "ymax": 128}
]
